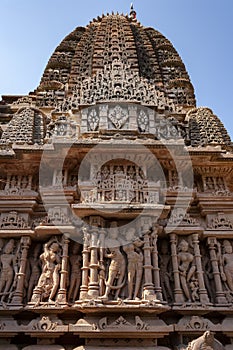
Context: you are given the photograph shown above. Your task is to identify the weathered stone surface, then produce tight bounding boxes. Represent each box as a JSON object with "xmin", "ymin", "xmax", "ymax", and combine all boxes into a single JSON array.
[{"xmin": 0, "ymin": 6, "xmax": 232, "ymax": 350}]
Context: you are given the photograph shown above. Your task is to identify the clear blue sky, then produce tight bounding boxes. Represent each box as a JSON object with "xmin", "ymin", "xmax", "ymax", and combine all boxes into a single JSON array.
[{"xmin": 0, "ymin": 0, "xmax": 232, "ymax": 139}]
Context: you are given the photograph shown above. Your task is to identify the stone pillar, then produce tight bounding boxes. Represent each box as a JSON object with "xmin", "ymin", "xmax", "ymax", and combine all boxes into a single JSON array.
[
  {"xmin": 207, "ymin": 237, "xmax": 227, "ymax": 304},
  {"xmin": 80, "ymin": 225, "xmax": 90, "ymax": 300},
  {"xmin": 88, "ymin": 228, "xmax": 100, "ymax": 298},
  {"xmin": 170, "ymin": 233, "xmax": 184, "ymax": 304},
  {"xmin": 12, "ymin": 236, "xmax": 31, "ymax": 305},
  {"xmin": 57, "ymin": 235, "xmax": 70, "ymax": 304},
  {"xmin": 98, "ymin": 228, "xmax": 106, "ymax": 297},
  {"xmin": 151, "ymin": 225, "xmax": 163, "ymax": 301},
  {"xmin": 192, "ymin": 233, "xmax": 210, "ymax": 304},
  {"xmin": 142, "ymin": 227, "xmax": 156, "ymax": 300}
]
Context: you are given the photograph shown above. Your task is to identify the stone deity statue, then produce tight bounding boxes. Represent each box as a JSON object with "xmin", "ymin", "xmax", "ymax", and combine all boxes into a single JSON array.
[{"xmin": 177, "ymin": 239, "xmax": 196, "ymax": 302}]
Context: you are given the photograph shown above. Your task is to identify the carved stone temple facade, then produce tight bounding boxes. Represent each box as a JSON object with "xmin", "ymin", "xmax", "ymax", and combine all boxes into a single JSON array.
[{"xmin": 0, "ymin": 7, "xmax": 233, "ymax": 350}]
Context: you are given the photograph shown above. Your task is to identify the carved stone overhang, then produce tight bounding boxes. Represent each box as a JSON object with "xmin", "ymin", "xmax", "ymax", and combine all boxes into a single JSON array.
[
  {"xmin": 0, "ymin": 317, "xmax": 19, "ymax": 337},
  {"xmin": 39, "ymin": 188, "xmax": 77, "ymax": 204},
  {"xmin": 71, "ymin": 203, "xmax": 170, "ymax": 220},
  {"xmin": 175, "ymin": 316, "xmax": 221, "ymax": 334},
  {"xmin": 74, "ymin": 299, "xmax": 170, "ymax": 314},
  {"xmin": 70, "ymin": 315, "xmax": 173, "ymax": 338},
  {"xmin": 34, "ymin": 225, "xmax": 76, "ymax": 237},
  {"xmin": 0, "ymin": 198, "xmax": 38, "ymax": 213},
  {"xmin": 0, "ymin": 229, "xmax": 35, "ymax": 239},
  {"xmin": 197, "ymin": 193, "xmax": 233, "ymax": 216},
  {"xmin": 164, "ymin": 189, "xmax": 195, "ymax": 207}
]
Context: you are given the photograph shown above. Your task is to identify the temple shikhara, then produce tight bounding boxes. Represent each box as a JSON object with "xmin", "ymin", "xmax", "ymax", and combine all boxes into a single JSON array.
[{"xmin": 0, "ymin": 5, "xmax": 233, "ymax": 350}]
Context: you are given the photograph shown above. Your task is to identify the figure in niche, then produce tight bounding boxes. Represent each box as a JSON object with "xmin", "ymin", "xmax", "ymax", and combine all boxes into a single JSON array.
[
  {"xmin": 219, "ymin": 240, "xmax": 233, "ymax": 292},
  {"xmin": 200, "ymin": 245, "xmax": 215, "ymax": 303},
  {"xmin": 26, "ymin": 244, "xmax": 42, "ymax": 302},
  {"xmin": 0, "ymin": 239, "xmax": 17, "ymax": 303},
  {"xmin": 100, "ymin": 222, "xmax": 126, "ymax": 300},
  {"xmin": 122, "ymin": 228, "xmax": 144, "ymax": 300},
  {"xmin": 177, "ymin": 239, "xmax": 196, "ymax": 302},
  {"xmin": 205, "ymin": 177, "xmax": 215, "ymax": 191},
  {"xmin": 31, "ymin": 237, "xmax": 61, "ymax": 304},
  {"xmin": 68, "ymin": 244, "xmax": 82, "ymax": 303},
  {"xmin": 159, "ymin": 240, "xmax": 173, "ymax": 302}
]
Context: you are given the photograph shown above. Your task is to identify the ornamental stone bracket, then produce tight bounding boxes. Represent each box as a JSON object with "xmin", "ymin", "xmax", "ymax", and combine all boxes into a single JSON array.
[
  {"xmin": 175, "ymin": 316, "xmax": 221, "ymax": 334},
  {"xmin": 70, "ymin": 315, "xmax": 173, "ymax": 338},
  {"xmin": 0, "ymin": 316, "xmax": 67, "ymax": 338},
  {"xmin": 21, "ymin": 315, "xmax": 68, "ymax": 338}
]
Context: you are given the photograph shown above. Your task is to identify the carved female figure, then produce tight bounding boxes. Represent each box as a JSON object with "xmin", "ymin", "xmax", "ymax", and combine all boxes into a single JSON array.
[
  {"xmin": 177, "ymin": 239, "xmax": 196, "ymax": 302},
  {"xmin": 123, "ymin": 228, "xmax": 144, "ymax": 300},
  {"xmin": 0, "ymin": 239, "xmax": 16, "ymax": 302},
  {"xmin": 35, "ymin": 238, "xmax": 61, "ymax": 303},
  {"xmin": 221, "ymin": 240, "xmax": 233, "ymax": 291},
  {"xmin": 159, "ymin": 240, "xmax": 173, "ymax": 302}
]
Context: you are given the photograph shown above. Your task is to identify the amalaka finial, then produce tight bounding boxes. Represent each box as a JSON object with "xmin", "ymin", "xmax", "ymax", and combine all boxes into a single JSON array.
[{"xmin": 130, "ymin": 3, "xmax": 137, "ymax": 20}]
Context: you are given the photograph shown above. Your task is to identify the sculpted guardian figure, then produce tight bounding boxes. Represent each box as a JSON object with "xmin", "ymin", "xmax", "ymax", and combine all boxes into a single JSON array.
[
  {"xmin": 220, "ymin": 240, "xmax": 233, "ymax": 291},
  {"xmin": 122, "ymin": 227, "xmax": 143, "ymax": 300},
  {"xmin": 100, "ymin": 222, "xmax": 126, "ymax": 300},
  {"xmin": 0, "ymin": 239, "xmax": 16, "ymax": 303},
  {"xmin": 177, "ymin": 239, "xmax": 196, "ymax": 302},
  {"xmin": 31, "ymin": 237, "xmax": 61, "ymax": 303}
]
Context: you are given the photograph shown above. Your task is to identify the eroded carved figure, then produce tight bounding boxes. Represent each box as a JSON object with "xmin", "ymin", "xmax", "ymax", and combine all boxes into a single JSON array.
[
  {"xmin": 100, "ymin": 222, "xmax": 126, "ymax": 300},
  {"xmin": 30, "ymin": 237, "xmax": 62, "ymax": 304},
  {"xmin": 177, "ymin": 239, "xmax": 197, "ymax": 302},
  {"xmin": 122, "ymin": 228, "xmax": 144, "ymax": 300},
  {"xmin": 0, "ymin": 239, "xmax": 18, "ymax": 303},
  {"xmin": 159, "ymin": 240, "xmax": 173, "ymax": 302},
  {"xmin": 219, "ymin": 240, "xmax": 233, "ymax": 292}
]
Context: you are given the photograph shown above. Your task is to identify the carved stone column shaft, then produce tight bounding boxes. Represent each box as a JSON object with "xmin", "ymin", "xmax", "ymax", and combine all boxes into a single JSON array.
[
  {"xmin": 12, "ymin": 236, "xmax": 31, "ymax": 305},
  {"xmin": 192, "ymin": 233, "xmax": 210, "ymax": 304},
  {"xmin": 88, "ymin": 229, "xmax": 100, "ymax": 298},
  {"xmin": 142, "ymin": 231, "xmax": 155, "ymax": 300},
  {"xmin": 207, "ymin": 237, "xmax": 227, "ymax": 304},
  {"xmin": 57, "ymin": 236, "xmax": 69, "ymax": 304},
  {"xmin": 151, "ymin": 227, "xmax": 163, "ymax": 301},
  {"xmin": 170, "ymin": 233, "xmax": 184, "ymax": 303},
  {"xmin": 80, "ymin": 228, "xmax": 90, "ymax": 300}
]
